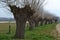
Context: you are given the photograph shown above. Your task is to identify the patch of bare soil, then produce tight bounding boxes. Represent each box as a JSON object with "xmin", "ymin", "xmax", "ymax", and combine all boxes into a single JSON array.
[{"xmin": 50, "ymin": 23, "xmax": 60, "ymax": 40}]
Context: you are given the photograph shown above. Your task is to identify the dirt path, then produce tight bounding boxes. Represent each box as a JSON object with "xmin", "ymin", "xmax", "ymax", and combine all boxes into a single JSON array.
[
  {"xmin": 56, "ymin": 23, "xmax": 60, "ymax": 34},
  {"xmin": 56, "ymin": 23, "xmax": 60, "ymax": 40}
]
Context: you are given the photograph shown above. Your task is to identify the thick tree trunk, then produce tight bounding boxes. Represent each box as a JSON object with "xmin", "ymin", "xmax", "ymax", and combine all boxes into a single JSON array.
[
  {"xmin": 35, "ymin": 21, "xmax": 39, "ymax": 27},
  {"xmin": 40, "ymin": 19, "xmax": 43, "ymax": 26},
  {"xmin": 43, "ymin": 18, "xmax": 47, "ymax": 25},
  {"xmin": 9, "ymin": 5, "xmax": 34, "ymax": 39},
  {"xmin": 48, "ymin": 19, "xmax": 53, "ymax": 24},
  {"xmin": 28, "ymin": 18, "xmax": 35, "ymax": 30},
  {"xmin": 50, "ymin": 20, "xmax": 53, "ymax": 24},
  {"xmin": 14, "ymin": 16, "xmax": 26, "ymax": 39},
  {"xmin": 51, "ymin": 20, "xmax": 53, "ymax": 24},
  {"xmin": 45, "ymin": 20, "xmax": 48, "ymax": 24},
  {"xmin": 48, "ymin": 19, "xmax": 50, "ymax": 24},
  {"xmin": 55, "ymin": 20, "xmax": 57, "ymax": 23}
]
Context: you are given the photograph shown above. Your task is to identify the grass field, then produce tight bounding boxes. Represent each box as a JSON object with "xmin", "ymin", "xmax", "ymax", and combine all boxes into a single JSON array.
[{"xmin": 0, "ymin": 23, "xmax": 57, "ymax": 40}]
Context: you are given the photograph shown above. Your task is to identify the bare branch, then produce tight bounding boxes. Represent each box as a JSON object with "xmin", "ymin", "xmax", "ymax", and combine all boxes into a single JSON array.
[
  {"xmin": 37, "ymin": 0, "xmax": 40, "ymax": 6},
  {"xmin": 39, "ymin": 0, "xmax": 45, "ymax": 7},
  {"xmin": 41, "ymin": 0, "xmax": 48, "ymax": 8}
]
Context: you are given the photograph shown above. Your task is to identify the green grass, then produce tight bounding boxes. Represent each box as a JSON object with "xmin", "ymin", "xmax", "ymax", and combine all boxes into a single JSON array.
[{"xmin": 0, "ymin": 23, "xmax": 57, "ymax": 40}]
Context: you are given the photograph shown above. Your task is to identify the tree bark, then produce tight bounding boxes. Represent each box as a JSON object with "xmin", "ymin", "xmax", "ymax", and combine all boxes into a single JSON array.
[
  {"xmin": 14, "ymin": 15, "xmax": 26, "ymax": 39},
  {"xmin": 55, "ymin": 19, "xmax": 57, "ymax": 23},
  {"xmin": 45, "ymin": 20, "xmax": 48, "ymax": 24},
  {"xmin": 48, "ymin": 19, "xmax": 53, "ymax": 24},
  {"xmin": 40, "ymin": 19, "xmax": 43, "ymax": 26},
  {"xmin": 48, "ymin": 19, "xmax": 50, "ymax": 24},
  {"xmin": 28, "ymin": 18, "xmax": 35, "ymax": 30},
  {"xmin": 35, "ymin": 21, "xmax": 39, "ymax": 27},
  {"xmin": 50, "ymin": 20, "xmax": 52, "ymax": 24}
]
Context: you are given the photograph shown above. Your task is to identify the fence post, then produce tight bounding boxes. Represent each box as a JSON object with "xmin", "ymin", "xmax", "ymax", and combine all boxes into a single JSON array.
[
  {"xmin": 9, "ymin": 25, "xmax": 11, "ymax": 34},
  {"xmin": 7, "ymin": 24, "xmax": 11, "ymax": 34}
]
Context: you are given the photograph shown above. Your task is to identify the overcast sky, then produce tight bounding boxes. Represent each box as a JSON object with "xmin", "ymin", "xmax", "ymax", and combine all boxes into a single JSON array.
[
  {"xmin": 0, "ymin": 1, "xmax": 14, "ymax": 18},
  {"xmin": 44, "ymin": 0, "xmax": 60, "ymax": 17},
  {"xmin": 0, "ymin": 0, "xmax": 60, "ymax": 18}
]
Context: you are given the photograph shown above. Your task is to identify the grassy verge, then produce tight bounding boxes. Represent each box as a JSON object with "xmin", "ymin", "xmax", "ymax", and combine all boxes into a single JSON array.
[{"xmin": 0, "ymin": 23, "xmax": 57, "ymax": 40}]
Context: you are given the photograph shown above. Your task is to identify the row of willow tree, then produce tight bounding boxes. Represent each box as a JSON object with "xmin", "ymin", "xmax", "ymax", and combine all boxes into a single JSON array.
[{"xmin": 1, "ymin": 0, "xmax": 58, "ymax": 39}]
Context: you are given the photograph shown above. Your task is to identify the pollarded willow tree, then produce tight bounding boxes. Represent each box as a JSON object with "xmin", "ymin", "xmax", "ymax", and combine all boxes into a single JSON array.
[
  {"xmin": 27, "ymin": 0, "xmax": 46, "ymax": 29},
  {"xmin": 1, "ymin": 0, "xmax": 46, "ymax": 39},
  {"xmin": 42, "ymin": 11, "xmax": 57, "ymax": 24}
]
